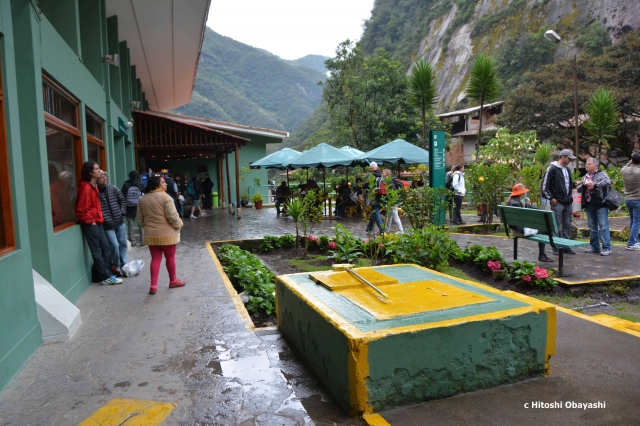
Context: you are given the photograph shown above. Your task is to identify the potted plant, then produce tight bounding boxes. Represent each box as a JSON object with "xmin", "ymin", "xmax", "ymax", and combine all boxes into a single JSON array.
[
  {"xmin": 254, "ymin": 177, "xmax": 262, "ymax": 187},
  {"xmin": 251, "ymin": 192, "xmax": 264, "ymax": 209},
  {"xmin": 240, "ymin": 193, "xmax": 250, "ymax": 207}
]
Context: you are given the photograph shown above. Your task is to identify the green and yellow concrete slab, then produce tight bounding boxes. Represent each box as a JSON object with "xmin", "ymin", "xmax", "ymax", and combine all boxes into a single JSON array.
[
  {"xmin": 78, "ymin": 398, "xmax": 176, "ymax": 425},
  {"xmin": 276, "ymin": 264, "xmax": 556, "ymax": 415}
]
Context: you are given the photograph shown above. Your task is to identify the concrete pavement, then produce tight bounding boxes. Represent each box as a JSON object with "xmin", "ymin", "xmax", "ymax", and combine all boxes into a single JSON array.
[{"xmin": 0, "ymin": 207, "xmax": 638, "ymax": 425}]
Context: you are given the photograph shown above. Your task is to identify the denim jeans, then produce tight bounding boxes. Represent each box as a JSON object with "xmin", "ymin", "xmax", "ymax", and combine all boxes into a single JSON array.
[
  {"xmin": 81, "ymin": 224, "xmax": 112, "ymax": 282},
  {"xmin": 367, "ymin": 204, "xmax": 384, "ymax": 234},
  {"xmin": 105, "ymin": 223, "xmax": 128, "ymax": 267},
  {"xmin": 126, "ymin": 216, "xmax": 143, "ymax": 245},
  {"xmin": 586, "ymin": 204, "xmax": 611, "ymax": 251},
  {"xmin": 551, "ymin": 202, "xmax": 572, "ymax": 239},
  {"xmin": 626, "ymin": 199, "xmax": 640, "ymax": 247}
]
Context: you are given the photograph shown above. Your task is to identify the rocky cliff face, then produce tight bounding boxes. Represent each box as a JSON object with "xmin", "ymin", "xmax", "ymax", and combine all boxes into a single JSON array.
[{"xmin": 410, "ymin": 0, "xmax": 640, "ymax": 111}]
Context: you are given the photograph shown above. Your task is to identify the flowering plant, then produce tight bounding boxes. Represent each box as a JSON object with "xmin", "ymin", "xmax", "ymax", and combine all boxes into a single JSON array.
[{"xmin": 509, "ymin": 260, "xmax": 557, "ymax": 290}]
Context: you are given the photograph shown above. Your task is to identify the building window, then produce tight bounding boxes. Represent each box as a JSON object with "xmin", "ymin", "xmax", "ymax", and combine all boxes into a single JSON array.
[
  {"xmin": 86, "ymin": 109, "xmax": 105, "ymax": 167},
  {"xmin": 0, "ymin": 58, "xmax": 15, "ymax": 255},
  {"xmin": 43, "ymin": 76, "xmax": 82, "ymax": 231}
]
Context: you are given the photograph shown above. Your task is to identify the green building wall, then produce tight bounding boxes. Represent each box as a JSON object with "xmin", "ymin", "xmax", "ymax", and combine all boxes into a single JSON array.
[{"xmin": 0, "ymin": 0, "xmax": 146, "ymax": 390}]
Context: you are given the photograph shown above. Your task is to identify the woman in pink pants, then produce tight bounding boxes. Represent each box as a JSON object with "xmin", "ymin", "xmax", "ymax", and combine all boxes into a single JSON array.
[{"xmin": 137, "ymin": 174, "xmax": 185, "ymax": 294}]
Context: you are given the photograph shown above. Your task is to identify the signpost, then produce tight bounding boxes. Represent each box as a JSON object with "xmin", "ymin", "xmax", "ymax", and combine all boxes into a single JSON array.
[{"xmin": 429, "ymin": 130, "xmax": 447, "ymax": 225}]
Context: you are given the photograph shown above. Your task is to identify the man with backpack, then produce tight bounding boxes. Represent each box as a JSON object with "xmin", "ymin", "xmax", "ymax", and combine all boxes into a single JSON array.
[
  {"xmin": 187, "ymin": 176, "xmax": 205, "ymax": 219},
  {"xmin": 364, "ymin": 162, "xmax": 386, "ymax": 235},
  {"xmin": 451, "ymin": 165, "xmax": 466, "ymax": 225},
  {"xmin": 97, "ymin": 171, "xmax": 128, "ymax": 276},
  {"xmin": 121, "ymin": 170, "xmax": 146, "ymax": 246}
]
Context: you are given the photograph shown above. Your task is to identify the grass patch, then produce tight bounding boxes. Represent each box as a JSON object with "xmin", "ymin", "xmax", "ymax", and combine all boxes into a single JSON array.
[
  {"xmin": 612, "ymin": 302, "xmax": 640, "ymax": 313},
  {"xmin": 288, "ymin": 255, "xmax": 332, "ymax": 272},
  {"xmin": 439, "ymin": 266, "xmax": 481, "ymax": 283},
  {"xmin": 532, "ymin": 294, "xmax": 596, "ymax": 308},
  {"xmin": 612, "ymin": 313, "xmax": 640, "ymax": 323}
]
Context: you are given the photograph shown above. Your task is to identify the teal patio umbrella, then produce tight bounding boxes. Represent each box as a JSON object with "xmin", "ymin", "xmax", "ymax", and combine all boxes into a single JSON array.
[
  {"xmin": 356, "ymin": 139, "xmax": 429, "ymax": 166},
  {"xmin": 250, "ymin": 147, "xmax": 301, "ymax": 169},
  {"xmin": 339, "ymin": 146, "xmax": 365, "ymax": 181}
]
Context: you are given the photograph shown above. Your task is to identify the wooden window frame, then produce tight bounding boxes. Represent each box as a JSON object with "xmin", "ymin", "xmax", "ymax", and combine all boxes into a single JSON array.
[
  {"xmin": 43, "ymin": 75, "xmax": 82, "ymax": 233},
  {"xmin": 0, "ymin": 57, "xmax": 15, "ymax": 257},
  {"xmin": 86, "ymin": 108, "xmax": 106, "ymax": 168}
]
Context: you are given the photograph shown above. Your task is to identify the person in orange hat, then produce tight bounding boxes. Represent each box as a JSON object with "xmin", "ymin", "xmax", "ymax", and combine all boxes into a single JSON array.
[{"xmin": 506, "ymin": 183, "xmax": 554, "ymax": 263}]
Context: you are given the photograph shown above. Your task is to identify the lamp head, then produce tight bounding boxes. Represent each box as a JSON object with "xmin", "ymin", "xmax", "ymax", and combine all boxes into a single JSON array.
[
  {"xmin": 544, "ymin": 30, "xmax": 562, "ymax": 43},
  {"xmin": 130, "ymin": 101, "xmax": 141, "ymax": 109},
  {"xmin": 102, "ymin": 54, "xmax": 120, "ymax": 66}
]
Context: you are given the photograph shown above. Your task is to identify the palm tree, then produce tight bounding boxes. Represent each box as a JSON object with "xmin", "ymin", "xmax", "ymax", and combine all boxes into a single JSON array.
[
  {"xmin": 583, "ymin": 88, "xmax": 619, "ymax": 159},
  {"xmin": 466, "ymin": 54, "xmax": 502, "ymax": 159},
  {"xmin": 408, "ymin": 59, "xmax": 438, "ymax": 147}
]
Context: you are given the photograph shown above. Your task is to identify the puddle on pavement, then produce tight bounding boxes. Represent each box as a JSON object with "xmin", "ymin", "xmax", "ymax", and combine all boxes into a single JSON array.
[
  {"xmin": 207, "ymin": 360, "xmax": 222, "ymax": 374},
  {"xmin": 219, "ymin": 353, "xmax": 285, "ymax": 384}
]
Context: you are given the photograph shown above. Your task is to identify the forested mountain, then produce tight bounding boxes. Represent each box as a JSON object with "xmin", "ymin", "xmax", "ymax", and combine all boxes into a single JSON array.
[
  {"xmin": 288, "ymin": 55, "xmax": 330, "ymax": 75},
  {"xmin": 172, "ymin": 29, "xmax": 326, "ymax": 131},
  {"xmin": 359, "ymin": 0, "xmax": 640, "ymax": 111}
]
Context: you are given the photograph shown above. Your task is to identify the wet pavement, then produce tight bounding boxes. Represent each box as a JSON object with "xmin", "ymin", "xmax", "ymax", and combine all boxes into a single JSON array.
[{"xmin": 0, "ymin": 206, "xmax": 638, "ymax": 425}]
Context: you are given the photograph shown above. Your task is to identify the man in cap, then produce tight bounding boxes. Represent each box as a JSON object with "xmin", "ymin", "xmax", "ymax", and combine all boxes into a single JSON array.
[{"xmin": 541, "ymin": 149, "xmax": 577, "ymax": 254}]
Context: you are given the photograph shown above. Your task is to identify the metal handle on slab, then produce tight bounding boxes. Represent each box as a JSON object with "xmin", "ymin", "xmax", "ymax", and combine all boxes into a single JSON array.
[{"xmin": 345, "ymin": 268, "xmax": 390, "ymax": 301}]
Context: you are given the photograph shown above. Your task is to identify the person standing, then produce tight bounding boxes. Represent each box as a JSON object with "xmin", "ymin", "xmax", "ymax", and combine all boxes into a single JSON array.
[
  {"xmin": 275, "ymin": 181, "xmax": 290, "ymax": 217},
  {"xmin": 203, "ymin": 173, "xmax": 214, "ymax": 209},
  {"xmin": 189, "ymin": 176, "xmax": 205, "ymax": 219},
  {"xmin": 622, "ymin": 152, "xmax": 640, "ymax": 250},
  {"xmin": 365, "ymin": 162, "xmax": 385, "ymax": 235},
  {"xmin": 137, "ymin": 174, "xmax": 185, "ymax": 295},
  {"xmin": 578, "ymin": 158, "xmax": 612, "ymax": 256},
  {"xmin": 164, "ymin": 173, "xmax": 180, "ymax": 218},
  {"xmin": 384, "ymin": 169, "xmax": 405, "ymax": 234},
  {"xmin": 97, "ymin": 171, "xmax": 128, "ymax": 275},
  {"xmin": 121, "ymin": 171, "xmax": 146, "ymax": 246},
  {"xmin": 76, "ymin": 161, "xmax": 122, "ymax": 285},
  {"xmin": 451, "ymin": 165, "xmax": 466, "ymax": 225},
  {"xmin": 542, "ymin": 149, "xmax": 577, "ymax": 255}
]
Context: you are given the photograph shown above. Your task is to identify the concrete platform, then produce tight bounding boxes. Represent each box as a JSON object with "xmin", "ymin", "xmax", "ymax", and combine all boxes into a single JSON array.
[{"xmin": 277, "ymin": 265, "xmax": 555, "ymax": 414}]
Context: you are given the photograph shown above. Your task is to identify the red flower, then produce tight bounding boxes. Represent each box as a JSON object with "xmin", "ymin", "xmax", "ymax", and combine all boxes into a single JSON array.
[
  {"xmin": 487, "ymin": 260, "xmax": 502, "ymax": 272},
  {"xmin": 534, "ymin": 266, "xmax": 549, "ymax": 280},
  {"xmin": 522, "ymin": 275, "xmax": 532, "ymax": 283},
  {"xmin": 328, "ymin": 241, "xmax": 337, "ymax": 250}
]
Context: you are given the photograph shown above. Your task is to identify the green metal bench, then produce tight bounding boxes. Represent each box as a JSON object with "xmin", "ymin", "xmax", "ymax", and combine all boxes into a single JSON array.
[{"xmin": 497, "ymin": 205, "xmax": 588, "ymax": 277}]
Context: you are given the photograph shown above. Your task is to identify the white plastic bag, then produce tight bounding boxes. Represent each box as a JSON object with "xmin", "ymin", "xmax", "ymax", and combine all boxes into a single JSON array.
[
  {"xmin": 524, "ymin": 227, "xmax": 538, "ymax": 237},
  {"xmin": 122, "ymin": 259, "xmax": 145, "ymax": 277}
]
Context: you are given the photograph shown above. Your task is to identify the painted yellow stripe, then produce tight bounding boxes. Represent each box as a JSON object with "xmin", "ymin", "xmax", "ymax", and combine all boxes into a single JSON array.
[
  {"xmin": 555, "ymin": 274, "xmax": 640, "ymax": 285},
  {"xmin": 78, "ymin": 398, "xmax": 176, "ymax": 426},
  {"xmin": 503, "ymin": 291, "xmax": 640, "ymax": 339},
  {"xmin": 206, "ymin": 242, "xmax": 255, "ymax": 332},
  {"xmin": 363, "ymin": 413, "xmax": 391, "ymax": 426},
  {"xmin": 348, "ymin": 339, "xmax": 371, "ymax": 415}
]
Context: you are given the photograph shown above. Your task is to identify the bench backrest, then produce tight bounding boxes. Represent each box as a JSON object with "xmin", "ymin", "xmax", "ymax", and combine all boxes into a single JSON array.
[{"xmin": 497, "ymin": 205, "xmax": 559, "ymax": 236}]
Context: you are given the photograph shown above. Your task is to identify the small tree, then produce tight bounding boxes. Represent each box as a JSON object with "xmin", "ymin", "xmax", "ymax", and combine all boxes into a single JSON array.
[
  {"xmin": 285, "ymin": 198, "xmax": 307, "ymax": 249},
  {"xmin": 583, "ymin": 88, "xmax": 619, "ymax": 158},
  {"xmin": 408, "ymin": 59, "xmax": 439, "ymax": 147},
  {"xmin": 466, "ymin": 164, "xmax": 513, "ymax": 230},
  {"xmin": 466, "ymin": 54, "xmax": 502, "ymax": 160},
  {"xmin": 477, "ymin": 129, "xmax": 540, "ymax": 171}
]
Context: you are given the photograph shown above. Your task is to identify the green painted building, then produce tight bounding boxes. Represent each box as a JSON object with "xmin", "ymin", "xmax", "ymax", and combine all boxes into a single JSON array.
[{"xmin": 0, "ymin": 0, "xmax": 286, "ymax": 391}]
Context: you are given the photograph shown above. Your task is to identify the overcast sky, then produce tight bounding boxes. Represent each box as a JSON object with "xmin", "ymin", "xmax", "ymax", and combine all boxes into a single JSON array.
[{"xmin": 206, "ymin": 0, "xmax": 375, "ymax": 60}]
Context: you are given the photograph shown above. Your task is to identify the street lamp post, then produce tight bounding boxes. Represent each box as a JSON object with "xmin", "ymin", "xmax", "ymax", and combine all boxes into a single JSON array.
[{"xmin": 544, "ymin": 30, "xmax": 580, "ymax": 170}]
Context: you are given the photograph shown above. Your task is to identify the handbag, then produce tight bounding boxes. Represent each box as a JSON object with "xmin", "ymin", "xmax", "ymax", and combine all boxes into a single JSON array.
[{"xmin": 603, "ymin": 186, "xmax": 623, "ymax": 211}]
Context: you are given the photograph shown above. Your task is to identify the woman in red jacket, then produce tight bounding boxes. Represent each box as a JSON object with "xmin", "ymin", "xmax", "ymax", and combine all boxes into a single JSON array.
[{"xmin": 75, "ymin": 161, "xmax": 122, "ymax": 285}]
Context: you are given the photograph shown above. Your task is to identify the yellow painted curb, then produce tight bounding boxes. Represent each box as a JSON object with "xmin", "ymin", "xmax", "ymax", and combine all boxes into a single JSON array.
[
  {"xmin": 503, "ymin": 291, "xmax": 640, "ymax": 339},
  {"xmin": 363, "ymin": 413, "xmax": 391, "ymax": 426},
  {"xmin": 78, "ymin": 398, "xmax": 176, "ymax": 425},
  {"xmin": 555, "ymin": 274, "xmax": 640, "ymax": 286},
  {"xmin": 206, "ymin": 242, "xmax": 255, "ymax": 332}
]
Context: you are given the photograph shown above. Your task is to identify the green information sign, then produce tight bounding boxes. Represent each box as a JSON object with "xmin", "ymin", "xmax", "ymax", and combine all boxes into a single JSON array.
[
  {"xmin": 429, "ymin": 130, "xmax": 447, "ymax": 226},
  {"xmin": 429, "ymin": 130, "xmax": 446, "ymax": 188},
  {"xmin": 118, "ymin": 117, "xmax": 129, "ymax": 136}
]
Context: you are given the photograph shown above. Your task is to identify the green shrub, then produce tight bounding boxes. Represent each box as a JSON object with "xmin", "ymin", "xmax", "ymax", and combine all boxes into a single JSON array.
[
  {"xmin": 279, "ymin": 234, "xmax": 296, "ymax": 248},
  {"xmin": 218, "ymin": 244, "xmax": 275, "ymax": 316},
  {"xmin": 328, "ymin": 224, "xmax": 363, "ymax": 264},
  {"xmin": 385, "ymin": 226, "xmax": 459, "ymax": 270},
  {"xmin": 259, "ymin": 235, "xmax": 281, "ymax": 253},
  {"xmin": 509, "ymin": 260, "xmax": 557, "ymax": 291}
]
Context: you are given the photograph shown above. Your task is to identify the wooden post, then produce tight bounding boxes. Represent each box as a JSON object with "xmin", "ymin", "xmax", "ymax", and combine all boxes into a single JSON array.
[
  {"xmin": 226, "ymin": 153, "xmax": 232, "ymax": 214},
  {"xmin": 218, "ymin": 156, "xmax": 225, "ymax": 208},
  {"xmin": 235, "ymin": 146, "xmax": 241, "ymax": 219}
]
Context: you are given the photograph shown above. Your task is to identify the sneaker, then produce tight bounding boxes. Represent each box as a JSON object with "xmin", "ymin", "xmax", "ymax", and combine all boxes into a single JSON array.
[
  {"xmin": 600, "ymin": 250, "xmax": 611, "ymax": 256},
  {"xmin": 190, "ymin": 215, "xmax": 197, "ymax": 219},
  {"xmin": 100, "ymin": 275, "xmax": 123, "ymax": 285},
  {"xmin": 552, "ymin": 248, "xmax": 559, "ymax": 255},
  {"xmin": 201, "ymin": 212, "xmax": 207, "ymax": 216},
  {"xmin": 538, "ymin": 254, "xmax": 554, "ymax": 262},
  {"xmin": 584, "ymin": 248, "xmax": 601, "ymax": 253},
  {"xmin": 563, "ymin": 249, "xmax": 576, "ymax": 255},
  {"xmin": 626, "ymin": 245, "xmax": 640, "ymax": 251}
]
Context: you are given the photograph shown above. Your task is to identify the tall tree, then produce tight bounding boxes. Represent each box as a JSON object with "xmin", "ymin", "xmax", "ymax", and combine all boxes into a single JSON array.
[
  {"xmin": 322, "ymin": 41, "xmax": 415, "ymax": 151},
  {"xmin": 408, "ymin": 59, "xmax": 438, "ymax": 147},
  {"xmin": 583, "ymin": 88, "xmax": 619, "ymax": 157},
  {"xmin": 497, "ymin": 29, "xmax": 640, "ymax": 165},
  {"xmin": 466, "ymin": 54, "xmax": 502, "ymax": 159}
]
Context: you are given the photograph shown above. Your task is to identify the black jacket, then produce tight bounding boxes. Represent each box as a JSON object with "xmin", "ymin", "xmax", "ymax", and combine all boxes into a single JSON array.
[
  {"xmin": 542, "ymin": 163, "xmax": 574, "ymax": 206},
  {"xmin": 203, "ymin": 177, "xmax": 214, "ymax": 193},
  {"xmin": 164, "ymin": 176, "xmax": 177, "ymax": 200},
  {"xmin": 98, "ymin": 184, "xmax": 126, "ymax": 230}
]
